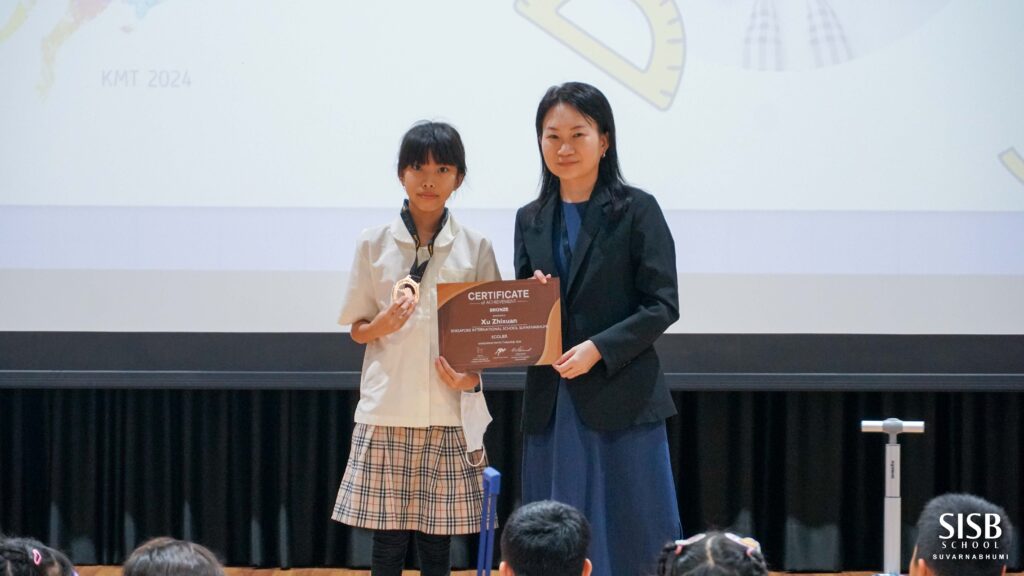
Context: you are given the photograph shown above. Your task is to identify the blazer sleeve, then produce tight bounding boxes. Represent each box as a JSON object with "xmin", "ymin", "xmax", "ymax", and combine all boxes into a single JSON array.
[
  {"xmin": 589, "ymin": 193, "xmax": 680, "ymax": 376},
  {"xmin": 513, "ymin": 207, "xmax": 534, "ymax": 281}
]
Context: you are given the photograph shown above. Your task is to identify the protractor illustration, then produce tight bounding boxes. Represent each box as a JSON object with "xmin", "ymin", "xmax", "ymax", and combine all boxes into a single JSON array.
[
  {"xmin": 0, "ymin": 0, "xmax": 37, "ymax": 43},
  {"xmin": 1000, "ymin": 147, "xmax": 1024, "ymax": 186},
  {"xmin": 515, "ymin": 0, "xmax": 685, "ymax": 111}
]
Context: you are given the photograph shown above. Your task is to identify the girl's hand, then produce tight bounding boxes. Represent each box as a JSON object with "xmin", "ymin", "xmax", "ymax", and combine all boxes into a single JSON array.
[
  {"xmin": 553, "ymin": 340, "xmax": 602, "ymax": 380},
  {"xmin": 370, "ymin": 294, "xmax": 416, "ymax": 337},
  {"xmin": 532, "ymin": 270, "xmax": 551, "ymax": 284},
  {"xmin": 435, "ymin": 356, "xmax": 481, "ymax": 391}
]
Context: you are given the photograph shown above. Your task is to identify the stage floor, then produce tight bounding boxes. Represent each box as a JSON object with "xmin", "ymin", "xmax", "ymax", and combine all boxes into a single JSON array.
[
  {"xmin": 76, "ymin": 565, "xmax": 483, "ymax": 569},
  {"xmin": 72, "ymin": 565, "xmax": 1024, "ymax": 569},
  {"xmin": 75, "ymin": 565, "xmax": 901, "ymax": 569}
]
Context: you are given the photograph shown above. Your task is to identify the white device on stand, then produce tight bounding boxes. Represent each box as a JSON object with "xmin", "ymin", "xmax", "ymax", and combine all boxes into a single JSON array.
[{"xmin": 861, "ymin": 418, "xmax": 925, "ymax": 576}]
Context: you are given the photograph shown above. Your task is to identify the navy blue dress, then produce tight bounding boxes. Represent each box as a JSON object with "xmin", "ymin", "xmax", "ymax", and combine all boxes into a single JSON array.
[{"xmin": 521, "ymin": 200, "xmax": 682, "ymax": 576}]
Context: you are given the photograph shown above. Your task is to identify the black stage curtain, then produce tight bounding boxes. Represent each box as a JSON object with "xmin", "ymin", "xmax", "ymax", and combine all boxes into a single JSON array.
[{"xmin": 1, "ymin": 389, "xmax": 1021, "ymax": 571}]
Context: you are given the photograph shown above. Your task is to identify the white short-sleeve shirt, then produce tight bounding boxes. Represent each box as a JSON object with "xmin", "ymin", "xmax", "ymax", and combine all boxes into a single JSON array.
[{"xmin": 338, "ymin": 213, "xmax": 502, "ymax": 427}]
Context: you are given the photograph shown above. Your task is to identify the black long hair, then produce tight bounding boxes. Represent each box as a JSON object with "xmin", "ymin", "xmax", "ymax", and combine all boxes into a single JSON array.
[{"xmin": 534, "ymin": 82, "xmax": 630, "ymax": 217}]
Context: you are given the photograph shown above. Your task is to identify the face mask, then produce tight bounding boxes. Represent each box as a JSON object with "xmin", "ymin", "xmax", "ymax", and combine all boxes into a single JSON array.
[{"xmin": 460, "ymin": 389, "xmax": 492, "ymax": 467}]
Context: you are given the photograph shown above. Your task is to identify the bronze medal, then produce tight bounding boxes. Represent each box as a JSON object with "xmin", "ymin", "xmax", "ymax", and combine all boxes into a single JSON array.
[{"xmin": 392, "ymin": 275, "xmax": 420, "ymax": 305}]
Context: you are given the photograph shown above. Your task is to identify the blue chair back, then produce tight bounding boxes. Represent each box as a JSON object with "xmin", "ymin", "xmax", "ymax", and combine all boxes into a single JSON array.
[{"xmin": 476, "ymin": 467, "xmax": 501, "ymax": 576}]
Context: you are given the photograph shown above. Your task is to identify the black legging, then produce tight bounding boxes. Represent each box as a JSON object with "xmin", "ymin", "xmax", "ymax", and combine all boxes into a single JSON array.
[{"xmin": 371, "ymin": 529, "xmax": 451, "ymax": 576}]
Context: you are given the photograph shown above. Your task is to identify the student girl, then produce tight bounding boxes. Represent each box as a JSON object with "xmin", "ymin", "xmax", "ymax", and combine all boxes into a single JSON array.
[{"xmin": 331, "ymin": 121, "xmax": 500, "ymax": 576}]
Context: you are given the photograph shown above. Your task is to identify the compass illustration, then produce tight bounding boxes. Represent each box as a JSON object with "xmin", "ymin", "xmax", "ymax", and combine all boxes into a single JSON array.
[
  {"xmin": 1000, "ymin": 148, "xmax": 1024, "ymax": 187},
  {"xmin": 515, "ymin": 0, "xmax": 686, "ymax": 111}
]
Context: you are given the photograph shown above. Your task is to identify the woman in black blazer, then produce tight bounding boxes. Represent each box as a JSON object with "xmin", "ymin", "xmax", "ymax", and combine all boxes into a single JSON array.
[{"xmin": 514, "ymin": 82, "xmax": 682, "ymax": 576}]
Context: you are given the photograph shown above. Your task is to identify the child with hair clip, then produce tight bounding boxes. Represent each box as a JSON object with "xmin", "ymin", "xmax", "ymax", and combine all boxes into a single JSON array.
[
  {"xmin": 331, "ymin": 120, "xmax": 501, "ymax": 576},
  {"xmin": 0, "ymin": 536, "xmax": 76, "ymax": 576},
  {"xmin": 657, "ymin": 532, "xmax": 769, "ymax": 576}
]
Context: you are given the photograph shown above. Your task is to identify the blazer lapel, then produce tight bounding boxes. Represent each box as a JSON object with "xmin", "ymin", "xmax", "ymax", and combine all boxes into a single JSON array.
[
  {"xmin": 566, "ymin": 186, "xmax": 610, "ymax": 297},
  {"xmin": 524, "ymin": 196, "xmax": 557, "ymax": 279}
]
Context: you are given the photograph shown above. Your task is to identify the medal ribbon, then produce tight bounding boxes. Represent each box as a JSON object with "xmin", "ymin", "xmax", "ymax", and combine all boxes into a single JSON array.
[{"xmin": 399, "ymin": 199, "xmax": 449, "ymax": 282}]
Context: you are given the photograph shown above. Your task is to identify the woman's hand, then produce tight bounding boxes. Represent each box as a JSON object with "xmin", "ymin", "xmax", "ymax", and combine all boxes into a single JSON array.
[
  {"xmin": 531, "ymin": 270, "xmax": 552, "ymax": 284},
  {"xmin": 436, "ymin": 356, "xmax": 481, "ymax": 391},
  {"xmin": 553, "ymin": 340, "xmax": 602, "ymax": 380}
]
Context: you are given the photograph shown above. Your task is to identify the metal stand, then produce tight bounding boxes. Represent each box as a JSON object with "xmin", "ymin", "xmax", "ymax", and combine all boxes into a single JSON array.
[{"xmin": 861, "ymin": 418, "xmax": 925, "ymax": 576}]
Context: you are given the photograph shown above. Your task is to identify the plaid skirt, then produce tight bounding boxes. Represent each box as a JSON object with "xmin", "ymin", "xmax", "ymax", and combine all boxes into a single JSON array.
[{"xmin": 332, "ymin": 423, "xmax": 487, "ymax": 535}]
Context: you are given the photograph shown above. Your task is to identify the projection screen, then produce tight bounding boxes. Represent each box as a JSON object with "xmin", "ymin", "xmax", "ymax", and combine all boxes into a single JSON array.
[{"xmin": 1, "ymin": 0, "xmax": 1023, "ymax": 335}]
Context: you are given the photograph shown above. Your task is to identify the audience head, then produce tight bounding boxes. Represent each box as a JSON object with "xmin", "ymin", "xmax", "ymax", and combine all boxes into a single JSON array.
[
  {"xmin": 911, "ymin": 493, "xmax": 1014, "ymax": 576},
  {"xmin": 657, "ymin": 532, "xmax": 768, "ymax": 576},
  {"xmin": 0, "ymin": 536, "xmax": 76, "ymax": 576},
  {"xmin": 122, "ymin": 537, "xmax": 224, "ymax": 576},
  {"xmin": 500, "ymin": 500, "xmax": 592, "ymax": 576}
]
